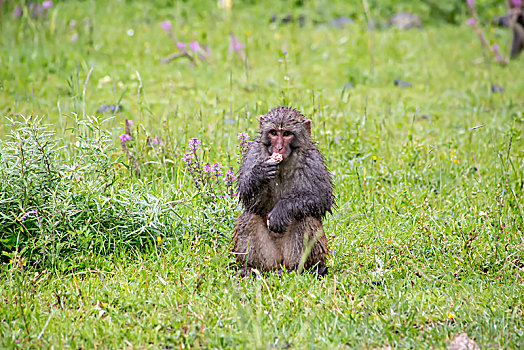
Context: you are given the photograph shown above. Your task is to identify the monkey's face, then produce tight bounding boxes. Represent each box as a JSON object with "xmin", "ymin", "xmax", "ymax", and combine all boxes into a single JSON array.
[
  {"xmin": 265, "ymin": 128, "xmax": 295, "ymax": 159},
  {"xmin": 259, "ymin": 107, "xmax": 312, "ymax": 159}
]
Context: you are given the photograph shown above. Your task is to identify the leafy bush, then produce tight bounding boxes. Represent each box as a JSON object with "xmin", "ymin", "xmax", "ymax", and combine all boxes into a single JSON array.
[{"xmin": 0, "ymin": 116, "xmax": 184, "ymax": 269}]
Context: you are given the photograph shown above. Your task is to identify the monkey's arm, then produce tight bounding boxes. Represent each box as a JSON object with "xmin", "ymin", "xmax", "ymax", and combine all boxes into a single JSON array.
[
  {"xmin": 237, "ymin": 141, "xmax": 276, "ymax": 212},
  {"xmin": 268, "ymin": 149, "xmax": 334, "ymax": 233}
]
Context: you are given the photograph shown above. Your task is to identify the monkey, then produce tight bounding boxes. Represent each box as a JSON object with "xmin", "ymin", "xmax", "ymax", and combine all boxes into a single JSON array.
[{"xmin": 232, "ymin": 106, "xmax": 335, "ymax": 277}]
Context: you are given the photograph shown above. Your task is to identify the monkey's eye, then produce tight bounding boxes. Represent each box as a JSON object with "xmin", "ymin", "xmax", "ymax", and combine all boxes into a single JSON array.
[
  {"xmin": 283, "ymin": 131, "xmax": 293, "ymax": 137},
  {"xmin": 268, "ymin": 130, "xmax": 277, "ymax": 136}
]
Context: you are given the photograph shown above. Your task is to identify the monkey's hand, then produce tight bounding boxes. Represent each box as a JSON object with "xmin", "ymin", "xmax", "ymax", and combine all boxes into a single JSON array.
[
  {"xmin": 259, "ymin": 160, "xmax": 278, "ymax": 182},
  {"xmin": 267, "ymin": 204, "xmax": 292, "ymax": 234}
]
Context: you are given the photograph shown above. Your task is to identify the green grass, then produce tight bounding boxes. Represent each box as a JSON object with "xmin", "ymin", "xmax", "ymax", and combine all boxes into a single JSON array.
[{"xmin": 1, "ymin": 0, "xmax": 523, "ymax": 348}]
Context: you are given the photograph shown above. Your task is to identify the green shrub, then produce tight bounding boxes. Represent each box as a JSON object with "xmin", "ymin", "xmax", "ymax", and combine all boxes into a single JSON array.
[{"xmin": 0, "ymin": 115, "xmax": 184, "ymax": 269}]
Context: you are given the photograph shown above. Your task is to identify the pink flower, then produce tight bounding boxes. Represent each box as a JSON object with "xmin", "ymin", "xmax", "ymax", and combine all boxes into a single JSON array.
[
  {"xmin": 466, "ymin": 18, "xmax": 475, "ymax": 26},
  {"xmin": 42, "ymin": 1, "xmax": 53, "ymax": 9},
  {"xmin": 182, "ymin": 153, "xmax": 194, "ymax": 163},
  {"xmin": 492, "ymin": 44, "xmax": 500, "ymax": 52},
  {"xmin": 237, "ymin": 132, "xmax": 249, "ymax": 141},
  {"xmin": 13, "ymin": 7, "xmax": 22, "ymax": 18},
  {"xmin": 152, "ymin": 136, "xmax": 163, "ymax": 145},
  {"xmin": 120, "ymin": 134, "xmax": 132, "ymax": 142},
  {"xmin": 229, "ymin": 33, "xmax": 245, "ymax": 54},
  {"xmin": 189, "ymin": 138, "xmax": 201, "ymax": 151},
  {"xmin": 19, "ymin": 209, "xmax": 38, "ymax": 222},
  {"xmin": 189, "ymin": 41, "xmax": 201, "ymax": 52},
  {"xmin": 161, "ymin": 21, "xmax": 172, "ymax": 33},
  {"xmin": 177, "ymin": 42, "xmax": 187, "ymax": 53},
  {"xmin": 512, "ymin": 0, "xmax": 522, "ymax": 7},
  {"xmin": 126, "ymin": 119, "xmax": 133, "ymax": 127},
  {"xmin": 466, "ymin": 0, "xmax": 475, "ymax": 8}
]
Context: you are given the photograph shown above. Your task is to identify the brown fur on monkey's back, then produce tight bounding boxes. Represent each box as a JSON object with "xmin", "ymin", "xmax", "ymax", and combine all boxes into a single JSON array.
[{"xmin": 232, "ymin": 212, "xmax": 329, "ymax": 271}]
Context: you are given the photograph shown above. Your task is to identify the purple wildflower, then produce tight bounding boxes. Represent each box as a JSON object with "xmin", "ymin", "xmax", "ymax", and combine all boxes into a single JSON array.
[
  {"xmin": 224, "ymin": 166, "xmax": 237, "ymax": 197},
  {"xmin": 120, "ymin": 131, "xmax": 141, "ymax": 177},
  {"xmin": 225, "ymin": 167, "xmax": 236, "ymax": 181},
  {"xmin": 491, "ymin": 84, "xmax": 504, "ymax": 93},
  {"xmin": 161, "ymin": 20, "xmax": 172, "ymax": 33},
  {"xmin": 492, "ymin": 44, "xmax": 500, "ymax": 52},
  {"xmin": 466, "ymin": 18, "xmax": 475, "ymax": 26},
  {"xmin": 126, "ymin": 119, "xmax": 133, "ymax": 127},
  {"xmin": 70, "ymin": 20, "xmax": 77, "ymax": 27},
  {"xmin": 466, "ymin": 0, "xmax": 475, "ymax": 8},
  {"xmin": 237, "ymin": 132, "xmax": 251, "ymax": 159},
  {"xmin": 202, "ymin": 162, "xmax": 222, "ymax": 185},
  {"xmin": 42, "ymin": 1, "xmax": 53, "ymax": 9},
  {"xmin": 152, "ymin": 136, "xmax": 163, "ymax": 145},
  {"xmin": 206, "ymin": 163, "xmax": 222, "ymax": 185},
  {"xmin": 213, "ymin": 163, "xmax": 222, "ymax": 177},
  {"xmin": 120, "ymin": 134, "xmax": 132, "ymax": 142},
  {"xmin": 189, "ymin": 138, "xmax": 201, "ymax": 152},
  {"xmin": 204, "ymin": 162, "xmax": 213, "ymax": 177},
  {"xmin": 177, "ymin": 42, "xmax": 187, "ymax": 54},
  {"xmin": 183, "ymin": 152, "xmax": 194, "ymax": 163},
  {"xmin": 189, "ymin": 41, "xmax": 201, "ymax": 52},
  {"xmin": 19, "ymin": 210, "xmax": 38, "ymax": 222},
  {"xmin": 512, "ymin": 0, "xmax": 522, "ymax": 6},
  {"xmin": 229, "ymin": 33, "xmax": 245, "ymax": 54},
  {"xmin": 182, "ymin": 147, "xmax": 203, "ymax": 191},
  {"xmin": 13, "ymin": 7, "xmax": 22, "ymax": 18},
  {"xmin": 237, "ymin": 132, "xmax": 249, "ymax": 141}
]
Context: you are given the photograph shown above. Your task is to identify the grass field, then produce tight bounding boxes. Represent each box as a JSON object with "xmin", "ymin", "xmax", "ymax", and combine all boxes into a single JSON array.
[{"xmin": 1, "ymin": 0, "xmax": 523, "ymax": 348}]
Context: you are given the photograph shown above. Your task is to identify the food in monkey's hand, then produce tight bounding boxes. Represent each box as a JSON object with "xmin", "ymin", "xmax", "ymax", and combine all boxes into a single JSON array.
[{"xmin": 268, "ymin": 152, "xmax": 283, "ymax": 163}]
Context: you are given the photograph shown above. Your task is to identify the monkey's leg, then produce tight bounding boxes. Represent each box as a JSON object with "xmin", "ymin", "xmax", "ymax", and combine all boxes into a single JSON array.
[
  {"xmin": 282, "ymin": 217, "xmax": 329, "ymax": 274},
  {"xmin": 233, "ymin": 212, "xmax": 283, "ymax": 273}
]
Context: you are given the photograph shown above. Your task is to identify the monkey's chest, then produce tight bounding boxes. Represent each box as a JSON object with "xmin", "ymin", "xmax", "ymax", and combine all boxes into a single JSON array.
[
  {"xmin": 255, "ymin": 176, "xmax": 291, "ymax": 215},
  {"xmin": 268, "ymin": 177, "xmax": 289, "ymax": 204}
]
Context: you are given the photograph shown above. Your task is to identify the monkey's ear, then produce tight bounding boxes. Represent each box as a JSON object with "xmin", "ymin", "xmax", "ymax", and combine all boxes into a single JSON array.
[
  {"xmin": 304, "ymin": 119, "xmax": 312, "ymax": 136},
  {"xmin": 258, "ymin": 114, "xmax": 267, "ymax": 129}
]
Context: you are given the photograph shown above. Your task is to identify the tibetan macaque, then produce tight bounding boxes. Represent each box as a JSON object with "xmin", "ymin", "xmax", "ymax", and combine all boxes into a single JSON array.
[{"xmin": 232, "ymin": 106, "xmax": 334, "ymax": 277}]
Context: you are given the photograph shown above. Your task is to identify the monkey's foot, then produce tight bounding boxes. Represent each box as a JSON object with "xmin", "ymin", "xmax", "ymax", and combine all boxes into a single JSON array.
[
  {"xmin": 236, "ymin": 267, "xmax": 259, "ymax": 278},
  {"xmin": 309, "ymin": 265, "xmax": 329, "ymax": 278}
]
